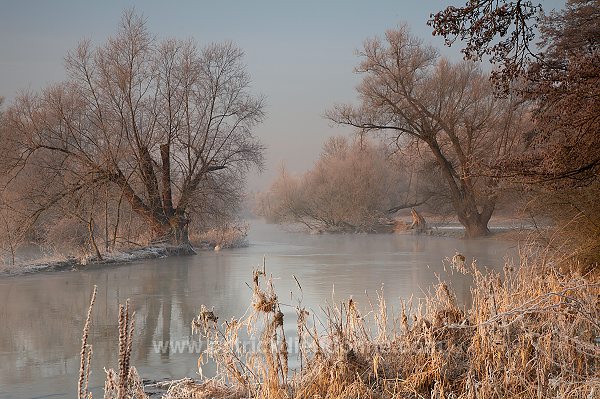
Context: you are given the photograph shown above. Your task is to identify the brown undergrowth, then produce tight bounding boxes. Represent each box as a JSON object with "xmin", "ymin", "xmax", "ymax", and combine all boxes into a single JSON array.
[{"xmin": 82, "ymin": 254, "xmax": 599, "ymax": 398}]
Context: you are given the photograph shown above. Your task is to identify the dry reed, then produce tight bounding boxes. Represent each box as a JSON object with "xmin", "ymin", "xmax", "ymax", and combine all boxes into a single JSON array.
[
  {"xmin": 84, "ymin": 253, "xmax": 600, "ymax": 398},
  {"xmin": 104, "ymin": 299, "xmax": 147, "ymax": 399},
  {"xmin": 77, "ymin": 290, "xmax": 147, "ymax": 399},
  {"xmin": 183, "ymin": 255, "xmax": 599, "ymax": 399},
  {"xmin": 78, "ymin": 285, "xmax": 97, "ymax": 399},
  {"xmin": 190, "ymin": 223, "xmax": 249, "ymax": 250}
]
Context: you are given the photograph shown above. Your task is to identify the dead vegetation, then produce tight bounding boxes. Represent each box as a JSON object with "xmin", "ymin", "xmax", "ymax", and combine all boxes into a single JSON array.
[
  {"xmin": 82, "ymin": 254, "xmax": 599, "ymax": 398},
  {"xmin": 190, "ymin": 223, "xmax": 249, "ymax": 250}
]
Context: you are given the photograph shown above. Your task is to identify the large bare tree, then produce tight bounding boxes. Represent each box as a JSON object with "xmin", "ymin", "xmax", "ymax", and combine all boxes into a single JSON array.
[
  {"xmin": 429, "ymin": 0, "xmax": 599, "ymax": 261},
  {"xmin": 1, "ymin": 12, "xmax": 264, "ymax": 248},
  {"xmin": 328, "ymin": 26, "xmax": 527, "ymax": 237},
  {"xmin": 520, "ymin": 0, "xmax": 599, "ymax": 184}
]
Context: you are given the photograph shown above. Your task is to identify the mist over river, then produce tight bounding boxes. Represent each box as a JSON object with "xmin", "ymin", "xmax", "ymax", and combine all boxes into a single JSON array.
[{"xmin": 0, "ymin": 221, "xmax": 519, "ymax": 399}]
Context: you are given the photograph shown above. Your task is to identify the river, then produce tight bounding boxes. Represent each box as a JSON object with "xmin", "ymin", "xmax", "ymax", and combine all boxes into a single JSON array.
[{"xmin": 0, "ymin": 221, "xmax": 519, "ymax": 398}]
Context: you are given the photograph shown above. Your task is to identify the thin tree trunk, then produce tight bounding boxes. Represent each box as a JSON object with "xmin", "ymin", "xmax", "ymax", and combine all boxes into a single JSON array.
[
  {"xmin": 1, "ymin": 213, "xmax": 17, "ymax": 265},
  {"xmin": 104, "ymin": 185, "xmax": 109, "ymax": 252},
  {"xmin": 160, "ymin": 143, "xmax": 174, "ymax": 219},
  {"xmin": 88, "ymin": 216, "xmax": 103, "ymax": 261},
  {"xmin": 112, "ymin": 187, "xmax": 125, "ymax": 249}
]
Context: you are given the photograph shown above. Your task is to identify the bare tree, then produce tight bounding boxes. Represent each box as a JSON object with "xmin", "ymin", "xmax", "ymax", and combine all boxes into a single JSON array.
[
  {"xmin": 519, "ymin": 0, "xmax": 600, "ymax": 184},
  {"xmin": 429, "ymin": 0, "xmax": 599, "ymax": 182},
  {"xmin": 0, "ymin": 97, "xmax": 23, "ymax": 264},
  {"xmin": 1, "ymin": 11, "xmax": 264, "ymax": 248},
  {"xmin": 328, "ymin": 26, "xmax": 528, "ymax": 237},
  {"xmin": 428, "ymin": 0, "xmax": 599, "ymax": 262},
  {"xmin": 0, "ymin": 200, "xmax": 23, "ymax": 265},
  {"xmin": 506, "ymin": 1, "xmax": 599, "ymax": 264},
  {"xmin": 257, "ymin": 136, "xmax": 429, "ymax": 233}
]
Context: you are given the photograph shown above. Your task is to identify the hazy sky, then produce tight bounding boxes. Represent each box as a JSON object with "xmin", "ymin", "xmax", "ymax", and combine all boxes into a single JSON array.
[{"xmin": 0, "ymin": 0, "xmax": 565, "ymax": 190}]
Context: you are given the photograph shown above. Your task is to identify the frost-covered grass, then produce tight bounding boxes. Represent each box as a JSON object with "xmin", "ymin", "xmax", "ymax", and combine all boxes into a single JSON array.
[
  {"xmin": 190, "ymin": 223, "xmax": 249, "ymax": 250},
  {"xmin": 0, "ymin": 246, "xmax": 173, "ymax": 277},
  {"xmin": 81, "ymin": 252, "xmax": 599, "ymax": 398}
]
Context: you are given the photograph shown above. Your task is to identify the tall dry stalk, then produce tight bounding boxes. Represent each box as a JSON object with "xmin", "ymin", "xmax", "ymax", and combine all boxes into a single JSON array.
[{"xmin": 78, "ymin": 285, "xmax": 97, "ymax": 399}]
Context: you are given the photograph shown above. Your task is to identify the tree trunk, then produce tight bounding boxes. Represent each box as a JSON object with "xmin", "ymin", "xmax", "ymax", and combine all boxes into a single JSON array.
[
  {"xmin": 425, "ymin": 140, "xmax": 495, "ymax": 238},
  {"xmin": 109, "ymin": 170, "xmax": 194, "ymax": 252},
  {"xmin": 149, "ymin": 213, "xmax": 195, "ymax": 254},
  {"xmin": 457, "ymin": 208, "xmax": 492, "ymax": 238},
  {"xmin": 462, "ymin": 217, "xmax": 491, "ymax": 238},
  {"xmin": 88, "ymin": 217, "xmax": 103, "ymax": 261}
]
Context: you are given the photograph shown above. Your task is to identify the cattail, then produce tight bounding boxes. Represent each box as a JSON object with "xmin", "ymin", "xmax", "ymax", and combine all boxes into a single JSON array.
[
  {"xmin": 117, "ymin": 304, "xmax": 127, "ymax": 397},
  {"xmin": 116, "ymin": 299, "xmax": 135, "ymax": 399},
  {"xmin": 125, "ymin": 311, "xmax": 136, "ymax": 389},
  {"xmin": 83, "ymin": 345, "xmax": 93, "ymax": 398}
]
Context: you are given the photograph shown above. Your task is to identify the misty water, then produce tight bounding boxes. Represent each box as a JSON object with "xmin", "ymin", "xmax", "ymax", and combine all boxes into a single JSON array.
[{"xmin": 0, "ymin": 221, "xmax": 519, "ymax": 399}]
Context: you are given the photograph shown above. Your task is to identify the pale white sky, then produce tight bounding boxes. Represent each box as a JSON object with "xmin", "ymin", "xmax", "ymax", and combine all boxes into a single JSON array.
[{"xmin": 0, "ymin": 0, "xmax": 565, "ymax": 190}]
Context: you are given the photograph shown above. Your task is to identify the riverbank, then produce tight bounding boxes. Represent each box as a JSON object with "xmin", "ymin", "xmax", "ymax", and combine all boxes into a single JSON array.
[
  {"xmin": 286, "ymin": 217, "xmax": 536, "ymax": 240},
  {"xmin": 0, "ymin": 224, "xmax": 251, "ymax": 278},
  {"xmin": 392, "ymin": 212, "xmax": 537, "ymax": 240},
  {"xmin": 0, "ymin": 245, "xmax": 193, "ymax": 278},
  {"xmin": 416, "ymin": 222, "xmax": 536, "ymax": 240}
]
